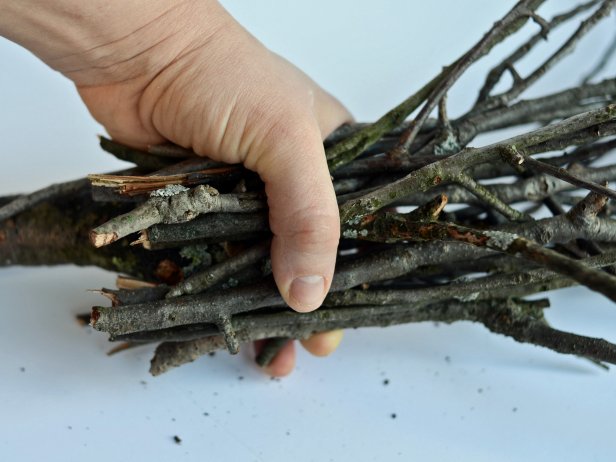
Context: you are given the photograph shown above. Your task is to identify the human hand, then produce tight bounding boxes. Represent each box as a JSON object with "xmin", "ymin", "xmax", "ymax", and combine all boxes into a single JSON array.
[{"xmin": 0, "ymin": 1, "xmax": 350, "ymax": 376}]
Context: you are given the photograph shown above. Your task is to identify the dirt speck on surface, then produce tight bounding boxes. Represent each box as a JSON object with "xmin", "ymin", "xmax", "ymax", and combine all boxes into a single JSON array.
[
  {"xmin": 382, "ymin": 379, "xmax": 390, "ymax": 386},
  {"xmin": 390, "ymin": 413, "xmax": 397, "ymax": 419},
  {"xmin": 173, "ymin": 435, "xmax": 182, "ymax": 445}
]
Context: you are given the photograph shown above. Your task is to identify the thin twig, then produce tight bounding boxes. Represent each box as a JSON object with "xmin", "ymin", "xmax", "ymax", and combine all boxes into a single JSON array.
[
  {"xmin": 0, "ymin": 178, "xmax": 88, "ymax": 223},
  {"xmin": 148, "ymin": 297, "xmax": 616, "ymax": 375},
  {"xmin": 255, "ymin": 337, "xmax": 292, "ymax": 368},
  {"xmin": 505, "ymin": 147, "xmax": 616, "ymax": 201},
  {"xmin": 339, "ymin": 104, "xmax": 616, "ymax": 224},
  {"xmin": 581, "ymin": 16, "xmax": 616, "ymax": 84},
  {"xmin": 455, "ymin": 172, "xmax": 530, "ymax": 221},
  {"xmin": 394, "ymin": 0, "xmax": 547, "ymax": 154},
  {"xmin": 475, "ymin": 0, "xmax": 600, "ymax": 104},
  {"xmin": 479, "ymin": 0, "xmax": 616, "ymax": 110},
  {"xmin": 90, "ymin": 185, "xmax": 265, "ymax": 247},
  {"xmin": 166, "ymin": 240, "xmax": 270, "ymax": 298}
]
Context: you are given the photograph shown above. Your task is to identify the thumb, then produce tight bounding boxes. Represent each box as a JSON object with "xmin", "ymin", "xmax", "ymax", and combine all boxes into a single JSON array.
[{"xmin": 249, "ymin": 108, "xmax": 347, "ymax": 312}]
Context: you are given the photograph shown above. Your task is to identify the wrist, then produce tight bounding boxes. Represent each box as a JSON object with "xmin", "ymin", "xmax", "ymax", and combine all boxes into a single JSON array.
[{"xmin": 0, "ymin": 0, "xmax": 228, "ymax": 86}]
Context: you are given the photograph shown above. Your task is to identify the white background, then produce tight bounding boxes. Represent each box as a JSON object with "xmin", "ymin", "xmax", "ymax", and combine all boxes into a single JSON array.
[{"xmin": 1, "ymin": 1, "xmax": 616, "ymax": 461}]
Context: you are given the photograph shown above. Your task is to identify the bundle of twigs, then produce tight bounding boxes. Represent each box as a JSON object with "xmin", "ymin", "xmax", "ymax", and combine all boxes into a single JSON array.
[{"xmin": 2, "ymin": 0, "xmax": 616, "ymax": 375}]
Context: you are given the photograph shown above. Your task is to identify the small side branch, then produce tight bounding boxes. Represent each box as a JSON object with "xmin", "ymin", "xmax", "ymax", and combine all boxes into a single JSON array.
[
  {"xmin": 480, "ymin": 0, "xmax": 616, "ymax": 109},
  {"xmin": 394, "ymin": 0, "xmax": 547, "ymax": 153},
  {"xmin": 581, "ymin": 18, "xmax": 616, "ymax": 83},
  {"xmin": 475, "ymin": 1, "xmax": 600, "ymax": 104},
  {"xmin": 455, "ymin": 172, "xmax": 530, "ymax": 221},
  {"xmin": 504, "ymin": 148, "xmax": 616, "ymax": 201}
]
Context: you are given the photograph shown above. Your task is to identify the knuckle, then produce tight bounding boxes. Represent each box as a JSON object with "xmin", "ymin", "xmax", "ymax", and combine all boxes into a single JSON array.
[
  {"xmin": 273, "ymin": 207, "xmax": 340, "ymax": 251},
  {"xmin": 244, "ymin": 109, "xmax": 314, "ymax": 172}
]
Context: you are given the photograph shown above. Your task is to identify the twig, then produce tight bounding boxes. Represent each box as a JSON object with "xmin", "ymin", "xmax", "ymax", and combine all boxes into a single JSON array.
[
  {"xmin": 475, "ymin": 0, "xmax": 600, "ymax": 104},
  {"xmin": 339, "ymin": 104, "xmax": 616, "ymax": 224},
  {"xmin": 147, "ymin": 143, "xmax": 196, "ymax": 159},
  {"xmin": 479, "ymin": 0, "xmax": 616, "ymax": 110},
  {"xmin": 0, "ymin": 178, "xmax": 88, "ymax": 223},
  {"xmin": 93, "ymin": 203, "xmax": 616, "ymax": 341},
  {"xmin": 349, "ymin": 207, "xmax": 616, "ymax": 303},
  {"xmin": 326, "ymin": 72, "xmax": 444, "ymax": 171},
  {"xmin": 113, "ymin": 250, "xmax": 616, "ymax": 345},
  {"xmin": 394, "ymin": 0, "xmax": 547, "ymax": 154},
  {"xmin": 255, "ymin": 337, "xmax": 292, "ymax": 368},
  {"xmin": 90, "ymin": 185, "xmax": 265, "ymax": 247},
  {"xmin": 137, "ymin": 212, "xmax": 268, "ymax": 249},
  {"xmin": 504, "ymin": 148, "xmax": 616, "ymax": 200},
  {"xmin": 0, "ymin": 186, "xmax": 186, "ymax": 281},
  {"xmin": 115, "ymin": 275, "xmax": 157, "ymax": 290},
  {"xmin": 332, "ymin": 252, "xmax": 616, "ymax": 310},
  {"xmin": 581, "ymin": 16, "xmax": 616, "ymax": 83},
  {"xmin": 166, "ymin": 240, "xmax": 270, "ymax": 298},
  {"xmin": 148, "ymin": 157, "xmax": 224, "ymax": 176},
  {"xmin": 148, "ymin": 297, "xmax": 616, "ymax": 375},
  {"xmin": 99, "ymin": 136, "xmax": 174, "ymax": 171},
  {"xmin": 455, "ymin": 172, "xmax": 530, "ymax": 221},
  {"xmin": 88, "ymin": 166, "xmax": 242, "ymax": 196}
]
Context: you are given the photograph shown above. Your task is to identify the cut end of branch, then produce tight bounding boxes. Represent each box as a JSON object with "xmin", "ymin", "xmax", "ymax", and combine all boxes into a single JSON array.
[
  {"xmin": 90, "ymin": 307, "xmax": 101, "ymax": 327},
  {"xmin": 130, "ymin": 232, "xmax": 150, "ymax": 249},
  {"xmin": 107, "ymin": 342, "xmax": 135, "ymax": 356},
  {"xmin": 90, "ymin": 230, "xmax": 118, "ymax": 248},
  {"xmin": 116, "ymin": 275, "xmax": 156, "ymax": 290}
]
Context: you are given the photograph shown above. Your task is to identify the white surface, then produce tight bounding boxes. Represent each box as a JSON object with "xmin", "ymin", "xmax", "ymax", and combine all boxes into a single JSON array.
[{"xmin": 1, "ymin": 1, "xmax": 616, "ymax": 461}]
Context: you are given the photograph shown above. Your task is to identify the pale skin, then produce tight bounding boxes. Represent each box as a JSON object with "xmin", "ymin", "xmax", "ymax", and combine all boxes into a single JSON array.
[{"xmin": 0, "ymin": 0, "xmax": 349, "ymax": 376}]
